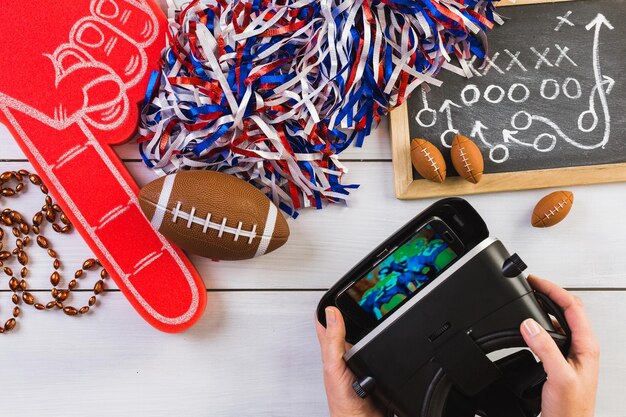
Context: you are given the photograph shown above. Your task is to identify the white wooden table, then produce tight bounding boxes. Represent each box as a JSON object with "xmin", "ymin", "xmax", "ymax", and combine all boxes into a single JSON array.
[{"xmin": 2, "ymin": 117, "xmax": 625, "ymax": 417}]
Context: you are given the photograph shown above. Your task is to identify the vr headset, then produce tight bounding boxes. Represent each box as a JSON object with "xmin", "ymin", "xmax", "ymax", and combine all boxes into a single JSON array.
[{"xmin": 317, "ymin": 198, "xmax": 571, "ymax": 417}]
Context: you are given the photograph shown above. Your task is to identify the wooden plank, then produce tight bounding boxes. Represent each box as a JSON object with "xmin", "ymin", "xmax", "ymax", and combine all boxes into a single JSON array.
[
  {"xmin": 399, "ymin": 162, "xmax": 626, "ymax": 199},
  {"xmin": 0, "ymin": 290, "xmax": 622, "ymax": 417},
  {"xmin": 1, "ymin": 160, "xmax": 626, "ymax": 289},
  {"xmin": 0, "ymin": 291, "xmax": 327, "ymax": 417},
  {"xmin": 390, "ymin": 102, "xmax": 414, "ymax": 198}
]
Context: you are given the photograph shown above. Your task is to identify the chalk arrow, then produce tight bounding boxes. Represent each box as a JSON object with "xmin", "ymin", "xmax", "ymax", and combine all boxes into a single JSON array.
[
  {"xmin": 438, "ymin": 100, "xmax": 462, "ymax": 131},
  {"xmin": 471, "ymin": 120, "xmax": 491, "ymax": 147},
  {"xmin": 421, "ymin": 89, "xmax": 431, "ymax": 109},
  {"xmin": 585, "ymin": 13, "xmax": 613, "ymax": 149},
  {"xmin": 503, "ymin": 129, "xmax": 533, "ymax": 147},
  {"xmin": 585, "ymin": 13, "xmax": 614, "ymax": 31},
  {"xmin": 438, "ymin": 99, "xmax": 462, "ymax": 113},
  {"xmin": 602, "ymin": 75, "xmax": 615, "ymax": 95},
  {"xmin": 502, "ymin": 129, "xmax": 517, "ymax": 143}
]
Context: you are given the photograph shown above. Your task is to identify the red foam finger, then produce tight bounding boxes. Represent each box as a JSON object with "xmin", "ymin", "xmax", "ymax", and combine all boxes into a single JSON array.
[
  {"xmin": 4, "ymin": 106, "xmax": 207, "ymax": 333},
  {"xmin": 94, "ymin": 193, "xmax": 201, "ymax": 322},
  {"xmin": 72, "ymin": 18, "xmax": 146, "ymax": 86},
  {"xmin": 0, "ymin": 0, "xmax": 207, "ymax": 332},
  {"xmin": 91, "ymin": 0, "xmax": 160, "ymax": 46}
]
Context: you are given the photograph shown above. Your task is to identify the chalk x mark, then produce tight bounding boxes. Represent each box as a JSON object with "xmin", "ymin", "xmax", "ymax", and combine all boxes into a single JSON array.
[
  {"xmin": 555, "ymin": 11, "xmax": 574, "ymax": 31},
  {"xmin": 530, "ymin": 47, "xmax": 553, "ymax": 70}
]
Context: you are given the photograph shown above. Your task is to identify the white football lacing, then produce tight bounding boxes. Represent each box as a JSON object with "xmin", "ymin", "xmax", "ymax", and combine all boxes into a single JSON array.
[
  {"xmin": 171, "ymin": 201, "xmax": 258, "ymax": 244},
  {"xmin": 542, "ymin": 199, "xmax": 569, "ymax": 222},
  {"xmin": 421, "ymin": 148, "xmax": 440, "ymax": 172},
  {"xmin": 458, "ymin": 147, "xmax": 472, "ymax": 173}
]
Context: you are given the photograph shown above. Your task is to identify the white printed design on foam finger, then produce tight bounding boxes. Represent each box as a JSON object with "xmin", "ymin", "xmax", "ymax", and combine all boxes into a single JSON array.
[
  {"xmin": 91, "ymin": 0, "xmax": 160, "ymax": 47},
  {"xmin": 0, "ymin": 0, "xmax": 160, "ymax": 132},
  {"xmin": 2, "ymin": 110, "xmax": 201, "ymax": 325}
]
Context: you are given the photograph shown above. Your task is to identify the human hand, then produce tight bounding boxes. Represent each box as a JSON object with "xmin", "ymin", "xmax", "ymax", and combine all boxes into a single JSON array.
[
  {"xmin": 315, "ymin": 307, "xmax": 385, "ymax": 417},
  {"xmin": 521, "ymin": 275, "xmax": 600, "ymax": 417}
]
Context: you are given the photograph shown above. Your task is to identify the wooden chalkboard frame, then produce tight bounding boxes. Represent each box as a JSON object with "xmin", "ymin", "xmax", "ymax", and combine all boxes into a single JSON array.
[{"xmin": 389, "ymin": 0, "xmax": 626, "ymax": 199}]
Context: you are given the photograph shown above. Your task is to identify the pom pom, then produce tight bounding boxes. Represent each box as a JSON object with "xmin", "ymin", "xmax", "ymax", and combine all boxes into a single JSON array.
[{"xmin": 138, "ymin": 0, "xmax": 501, "ymax": 215}]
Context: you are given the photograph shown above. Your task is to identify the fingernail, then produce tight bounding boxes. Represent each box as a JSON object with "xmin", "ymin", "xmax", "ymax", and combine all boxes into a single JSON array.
[
  {"xmin": 76, "ymin": 23, "xmax": 105, "ymax": 48},
  {"xmin": 325, "ymin": 307, "xmax": 336, "ymax": 325},
  {"xmin": 523, "ymin": 318, "xmax": 541, "ymax": 337},
  {"xmin": 96, "ymin": 0, "xmax": 119, "ymax": 19},
  {"xmin": 84, "ymin": 78, "xmax": 123, "ymax": 108}
]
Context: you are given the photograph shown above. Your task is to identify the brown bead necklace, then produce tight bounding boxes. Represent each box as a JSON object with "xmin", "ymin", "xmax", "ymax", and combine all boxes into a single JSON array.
[{"xmin": 0, "ymin": 169, "xmax": 107, "ymax": 333}]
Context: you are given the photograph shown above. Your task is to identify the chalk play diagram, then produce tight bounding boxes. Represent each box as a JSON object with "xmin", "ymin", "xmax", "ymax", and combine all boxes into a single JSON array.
[{"xmin": 409, "ymin": 3, "xmax": 624, "ymax": 171}]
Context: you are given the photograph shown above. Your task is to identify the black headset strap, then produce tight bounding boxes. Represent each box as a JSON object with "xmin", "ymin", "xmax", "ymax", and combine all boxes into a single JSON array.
[
  {"xmin": 534, "ymin": 290, "xmax": 572, "ymax": 354},
  {"xmin": 409, "ymin": 290, "xmax": 572, "ymax": 417},
  {"xmin": 419, "ymin": 331, "xmax": 565, "ymax": 417}
]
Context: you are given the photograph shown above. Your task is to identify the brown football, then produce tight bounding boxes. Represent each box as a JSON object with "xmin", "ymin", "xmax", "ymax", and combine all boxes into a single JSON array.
[
  {"xmin": 139, "ymin": 171, "xmax": 289, "ymax": 260},
  {"xmin": 411, "ymin": 138, "xmax": 446, "ymax": 183},
  {"xmin": 531, "ymin": 191, "xmax": 574, "ymax": 228},
  {"xmin": 451, "ymin": 134, "xmax": 484, "ymax": 184}
]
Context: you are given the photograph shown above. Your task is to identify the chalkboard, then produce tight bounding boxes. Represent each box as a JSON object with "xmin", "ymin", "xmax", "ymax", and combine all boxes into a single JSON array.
[{"xmin": 390, "ymin": 0, "xmax": 626, "ymax": 199}]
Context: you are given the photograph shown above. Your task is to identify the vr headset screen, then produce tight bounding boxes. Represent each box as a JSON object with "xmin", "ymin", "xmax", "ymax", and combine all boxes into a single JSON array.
[{"xmin": 346, "ymin": 222, "xmax": 459, "ymax": 320}]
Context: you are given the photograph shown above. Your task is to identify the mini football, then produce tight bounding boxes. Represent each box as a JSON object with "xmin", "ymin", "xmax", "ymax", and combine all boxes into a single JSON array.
[
  {"xmin": 411, "ymin": 139, "xmax": 446, "ymax": 183},
  {"xmin": 139, "ymin": 171, "xmax": 289, "ymax": 260},
  {"xmin": 531, "ymin": 191, "xmax": 574, "ymax": 228},
  {"xmin": 451, "ymin": 134, "xmax": 484, "ymax": 184}
]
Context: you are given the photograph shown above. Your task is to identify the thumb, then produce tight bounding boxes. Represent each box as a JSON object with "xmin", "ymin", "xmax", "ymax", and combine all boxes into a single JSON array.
[
  {"xmin": 521, "ymin": 318, "xmax": 570, "ymax": 377},
  {"xmin": 320, "ymin": 307, "xmax": 348, "ymax": 372}
]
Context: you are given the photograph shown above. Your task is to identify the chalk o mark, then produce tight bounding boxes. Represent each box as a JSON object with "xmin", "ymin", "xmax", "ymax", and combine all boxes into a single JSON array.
[
  {"xmin": 511, "ymin": 111, "xmax": 532, "ymax": 131},
  {"xmin": 534, "ymin": 133, "xmax": 557, "ymax": 152},
  {"xmin": 531, "ymin": 113, "xmax": 606, "ymax": 150},
  {"xmin": 461, "ymin": 84, "xmax": 480, "ymax": 107},
  {"xmin": 540, "ymin": 79, "xmax": 560, "ymax": 100},
  {"xmin": 507, "ymin": 83, "xmax": 530, "ymax": 103},
  {"xmin": 489, "ymin": 144, "xmax": 509, "ymax": 164},
  {"xmin": 416, "ymin": 108, "xmax": 437, "ymax": 128},
  {"xmin": 578, "ymin": 109, "xmax": 598, "ymax": 133},
  {"xmin": 563, "ymin": 78, "xmax": 582, "ymax": 99},
  {"xmin": 484, "ymin": 85, "xmax": 505, "ymax": 104},
  {"xmin": 440, "ymin": 129, "xmax": 458, "ymax": 148}
]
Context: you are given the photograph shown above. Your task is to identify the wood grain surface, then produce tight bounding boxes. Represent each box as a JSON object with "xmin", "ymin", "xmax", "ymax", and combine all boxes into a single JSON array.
[
  {"xmin": 1, "ymin": 1, "xmax": 624, "ymax": 415},
  {"xmin": 2, "ymin": 122, "xmax": 625, "ymax": 416},
  {"xmin": 0, "ymin": 291, "xmax": 622, "ymax": 417}
]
